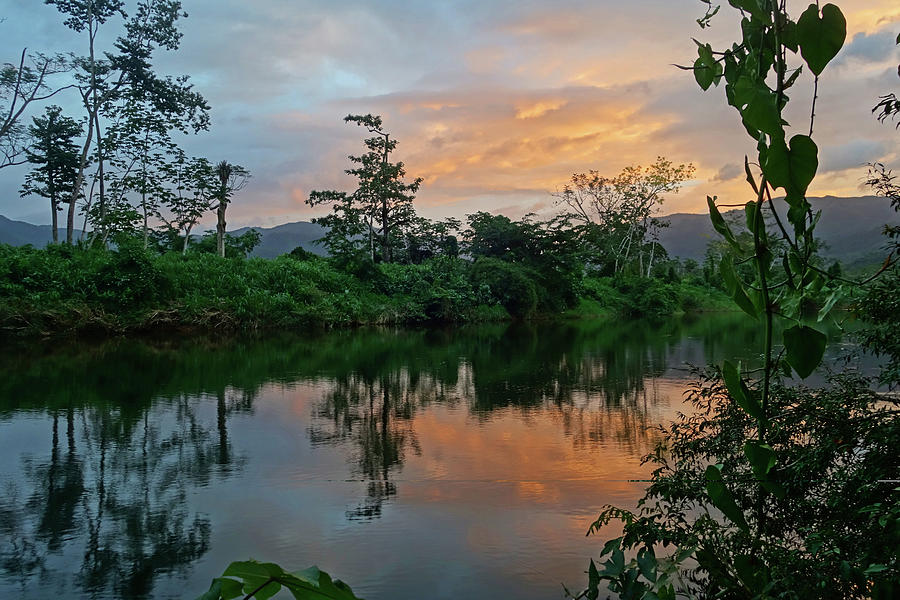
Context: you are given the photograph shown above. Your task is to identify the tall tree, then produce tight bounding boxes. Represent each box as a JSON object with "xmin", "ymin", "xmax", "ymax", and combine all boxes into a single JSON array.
[
  {"xmin": 19, "ymin": 106, "xmax": 83, "ymax": 243},
  {"xmin": 45, "ymin": 0, "xmax": 209, "ymax": 244},
  {"xmin": 308, "ymin": 114, "xmax": 422, "ymax": 263},
  {"xmin": 555, "ymin": 157, "xmax": 694, "ymax": 276},
  {"xmin": 210, "ymin": 160, "xmax": 250, "ymax": 258}
]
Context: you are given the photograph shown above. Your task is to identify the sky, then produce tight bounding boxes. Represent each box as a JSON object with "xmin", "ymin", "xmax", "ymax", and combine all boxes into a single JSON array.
[{"xmin": 1, "ymin": 0, "xmax": 899, "ymax": 229}]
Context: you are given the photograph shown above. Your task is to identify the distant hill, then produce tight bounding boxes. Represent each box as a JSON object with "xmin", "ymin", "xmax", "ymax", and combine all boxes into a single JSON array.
[
  {"xmin": 0, "ymin": 215, "xmax": 83, "ymax": 247},
  {"xmin": 232, "ymin": 221, "xmax": 327, "ymax": 258},
  {"xmin": 0, "ymin": 214, "xmax": 324, "ymax": 258},
  {"xmin": 2, "ymin": 196, "xmax": 896, "ymax": 266},
  {"xmin": 658, "ymin": 196, "xmax": 897, "ymax": 267}
]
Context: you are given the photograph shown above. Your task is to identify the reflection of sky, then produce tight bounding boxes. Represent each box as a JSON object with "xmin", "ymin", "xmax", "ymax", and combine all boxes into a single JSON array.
[
  {"xmin": 0, "ymin": 1, "xmax": 898, "ymax": 228},
  {"xmin": 0, "ymin": 320, "xmax": 882, "ymax": 600}
]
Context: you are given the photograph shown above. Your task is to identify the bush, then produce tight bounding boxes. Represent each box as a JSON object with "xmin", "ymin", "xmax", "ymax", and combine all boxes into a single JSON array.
[
  {"xmin": 581, "ymin": 371, "xmax": 900, "ymax": 599},
  {"xmin": 613, "ymin": 275, "xmax": 678, "ymax": 319},
  {"xmin": 469, "ymin": 258, "xmax": 538, "ymax": 318}
]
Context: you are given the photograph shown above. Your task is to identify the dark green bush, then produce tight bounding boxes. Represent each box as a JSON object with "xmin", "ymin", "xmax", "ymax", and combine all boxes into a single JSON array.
[{"xmin": 469, "ymin": 258, "xmax": 538, "ymax": 318}]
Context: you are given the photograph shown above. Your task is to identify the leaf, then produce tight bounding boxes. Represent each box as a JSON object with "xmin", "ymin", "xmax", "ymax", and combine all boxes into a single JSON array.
[
  {"xmin": 599, "ymin": 537, "xmax": 622, "ymax": 557},
  {"xmin": 694, "ymin": 57, "xmax": 714, "ymax": 90},
  {"xmin": 705, "ymin": 465, "xmax": 749, "ymax": 531},
  {"xmin": 743, "ymin": 440, "xmax": 776, "ymax": 478},
  {"xmin": 797, "ymin": 3, "xmax": 847, "ymax": 76},
  {"xmin": 637, "ymin": 547, "xmax": 658, "ymax": 583},
  {"xmin": 818, "ymin": 286, "xmax": 844, "ymax": 321},
  {"xmin": 587, "ymin": 559, "xmax": 600, "ymax": 600},
  {"xmin": 196, "ymin": 581, "xmax": 224, "ymax": 600},
  {"xmin": 707, "ymin": 196, "xmax": 739, "ymax": 249},
  {"xmin": 222, "ymin": 561, "xmax": 284, "ymax": 581},
  {"xmin": 741, "ymin": 85, "xmax": 783, "ymax": 137},
  {"xmin": 722, "ymin": 361, "xmax": 762, "ymax": 418},
  {"xmin": 786, "ymin": 134, "xmax": 818, "ymax": 199},
  {"xmin": 783, "ymin": 324, "xmax": 827, "ymax": 378},
  {"xmin": 764, "ymin": 135, "xmax": 818, "ymax": 199},
  {"xmin": 720, "ymin": 257, "xmax": 758, "ymax": 319}
]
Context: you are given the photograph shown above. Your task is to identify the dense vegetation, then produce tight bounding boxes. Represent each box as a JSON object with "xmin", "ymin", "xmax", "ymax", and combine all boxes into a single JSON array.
[{"xmin": 0, "ymin": 233, "xmax": 735, "ymax": 336}]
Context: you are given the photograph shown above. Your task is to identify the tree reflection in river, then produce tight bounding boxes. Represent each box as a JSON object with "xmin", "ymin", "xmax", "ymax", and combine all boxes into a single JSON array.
[{"xmin": 0, "ymin": 313, "xmax": 789, "ymax": 599}]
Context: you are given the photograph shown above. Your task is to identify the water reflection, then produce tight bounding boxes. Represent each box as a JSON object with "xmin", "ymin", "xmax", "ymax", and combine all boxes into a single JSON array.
[{"xmin": 0, "ymin": 314, "xmax": 837, "ymax": 600}]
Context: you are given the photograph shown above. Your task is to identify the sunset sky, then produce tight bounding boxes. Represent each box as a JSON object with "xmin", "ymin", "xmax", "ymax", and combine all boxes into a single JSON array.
[{"xmin": 1, "ymin": 0, "xmax": 898, "ymax": 228}]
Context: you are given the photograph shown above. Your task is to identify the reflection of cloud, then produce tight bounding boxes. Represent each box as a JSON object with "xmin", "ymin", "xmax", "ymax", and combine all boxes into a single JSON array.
[{"xmin": 0, "ymin": 0, "xmax": 898, "ymax": 227}]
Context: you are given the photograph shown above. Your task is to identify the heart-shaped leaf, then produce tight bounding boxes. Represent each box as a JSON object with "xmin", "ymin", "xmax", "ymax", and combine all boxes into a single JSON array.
[
  {"xmin": 783, "ymin": 324, "xmax": 827, "ymax": 378},
  {"xmin": 797, "ymin": 3, "xmax": 846, "ymax": 76},
  {"xmin": 695, "ymin": 57, "xmax": 714, "ymax": 90},
  {"xmin": 763, "ymin": 135, "xmax": 818, "ymax": 199}
]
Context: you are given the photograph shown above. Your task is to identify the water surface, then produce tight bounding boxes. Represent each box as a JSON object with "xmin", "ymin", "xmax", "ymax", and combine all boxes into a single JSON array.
[{"xmin": 0, "ymin": 315, "xmax": 857, "ymax": 599}]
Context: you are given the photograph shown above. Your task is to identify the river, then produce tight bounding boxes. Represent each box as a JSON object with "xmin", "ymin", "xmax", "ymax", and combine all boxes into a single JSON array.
[{"xmin": 0, "ymin": 314, "xmax": 865, "ymax": 599}]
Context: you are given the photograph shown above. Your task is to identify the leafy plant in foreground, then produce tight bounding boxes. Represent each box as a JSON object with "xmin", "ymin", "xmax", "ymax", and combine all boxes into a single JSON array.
[
  {"xmin": 195, "ymin": 560, "xmax": 363, "ymax": 600},
  {"xmin": 571, "ymin": 1, "xmax": 900, "ymax": 598}
]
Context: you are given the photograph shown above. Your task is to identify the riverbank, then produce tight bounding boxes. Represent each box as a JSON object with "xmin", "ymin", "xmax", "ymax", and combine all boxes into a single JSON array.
[{"xmin": 0, "ymin": 243, "xmax": 733, "ymax": 337}]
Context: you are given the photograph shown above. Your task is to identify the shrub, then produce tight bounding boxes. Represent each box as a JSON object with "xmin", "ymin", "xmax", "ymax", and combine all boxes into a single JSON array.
[{"xmin": 469, "ymin": 258, "xmax": 538, "ymax": 318}]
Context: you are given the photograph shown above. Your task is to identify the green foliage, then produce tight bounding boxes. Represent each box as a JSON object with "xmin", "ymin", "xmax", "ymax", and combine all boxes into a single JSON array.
[
  {"xmin": 375, "ymin": 257, "xmax": 478, "ymax": 321},
  {"xmin": 463, "ymin": 212, "xmax": 583, "ymax": 313},
  {"xmin": 577, "ymin": 372, "xmax": 900, "ymax": 599},
  {"xmin": 555, "ymin": 158, "xmax": 694, "ymax": 277},
  {"xmin": 192, "ymin": 229, "xmax": 261, "ymax": 259},
  {"xmin": 197, "ymin": 560, "xmax": 363, "ymax": 600},
  {"xmin": 307, "ymin": 114, "xmax": 422, "ymax": 264},
  {"xmin": 19, "ymin": 105, "xmax": 83, "ymax": 241},
  {"xmin": 574, "ymin": 2, "xmax": 898, "ymax": 598},
  {"xmin": 469, "ymin": 257, "xmax": 538, "ymax": 319},
  {"xmin": 610, "ymin": 275, "xmax": 678, "ymax": 319}
]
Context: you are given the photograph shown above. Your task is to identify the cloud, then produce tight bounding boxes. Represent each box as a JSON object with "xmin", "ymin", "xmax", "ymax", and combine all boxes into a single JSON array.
[
  {"xmin": 711, "ymin": 163, "xmax": 743, "ymax": 183},
  {"xmin": 837, "ymin": 29, "xmax": 899, "ymax": 65},
  {"xmin": 1, "ymin": 0, "xmax": 899, "ymax": 229}
]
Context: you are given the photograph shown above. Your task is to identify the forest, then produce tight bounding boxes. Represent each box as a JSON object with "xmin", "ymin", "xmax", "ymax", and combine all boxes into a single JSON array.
[{"xmin": 1, "ymin": 1, "xmax": 899, "ymax": 600}]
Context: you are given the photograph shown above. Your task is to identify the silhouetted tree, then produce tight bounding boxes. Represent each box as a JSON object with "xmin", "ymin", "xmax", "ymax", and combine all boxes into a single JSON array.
[
  {"xmin": 308, "ymin": 114, "xmax": 422, "ymax": 263},
  {"xmin": 19, "ymin": 106, "xmax": 83, "ymax": 243},
  {"xmin": 210, "ymin": 160, "xmax": 250, "ymax": 257}
]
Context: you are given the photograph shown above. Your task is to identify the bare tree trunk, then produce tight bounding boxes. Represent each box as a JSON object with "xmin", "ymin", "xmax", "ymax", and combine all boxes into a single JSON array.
[
  {"xmin": 50, "ymin": 194, "xmax": 58, "ymax": 243},
  {"xmin": 68, "ymin": 14, "xmax": 98, "ymax": 245},
  {"xmin": 142, "ymin": 188, "xmax": 149, "ymax": 249},
  {"xmin": 183, "ymin": 223, "xmax": 192, "ymax": 254},
  {"xmin": 216, "ymin": 201, "xmax": 226, "ymax": 258},
  {"xmin": 93, "ymin": 112, "xmax": 106, "ymax": 238},
  {"xmin": 382, "ymin": 199, "xmax": 390, "ymax": 263},
  {"xmin": 68, "ymin": 113, "xmax": 93, "ymax": 244}
]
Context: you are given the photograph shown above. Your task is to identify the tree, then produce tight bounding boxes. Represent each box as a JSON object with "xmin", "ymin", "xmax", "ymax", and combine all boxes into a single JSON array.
[
  {"xmin": 555, "ymin": 157, "xmax": 694, "ymax": 276},
  {"xmin": 45, "ymin": 0, "xmax": 209, "ymax": 244},
  {"xmin": 0, "ymin": 48, "xmax": 70, "ymax": 169},
  {"xmin": 19, "ymin": 106, "xmax": 83, "ymax": 243},
  {"xmin": 308, "ymin": 114, "xmax": 422, "ymax": 263},
  {"xmin": 463, "ymin": 212, "xmax": 583, "ymax": 312},
  {"xmin": 210, "ymin": 160, "xmax": 250, "ymax": 258},
  {"xmin": 158, "ymin": 152, "xmax": 214, "ymax": 254}
]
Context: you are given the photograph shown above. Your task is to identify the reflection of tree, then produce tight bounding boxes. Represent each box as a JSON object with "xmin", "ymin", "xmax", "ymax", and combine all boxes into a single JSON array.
[
  {"xmin": 309, "ymin": 374, "xmax": 426, "ymax": 521},
  {"xmin": 0, "ymin": 392, "xmax": 245, "ymax": 599}
]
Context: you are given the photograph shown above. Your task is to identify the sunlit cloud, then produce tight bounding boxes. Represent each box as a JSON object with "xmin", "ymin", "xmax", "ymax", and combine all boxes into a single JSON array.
[{"xmin": 0, "ymin": 0, "xmax": 898, "ymax": 227}]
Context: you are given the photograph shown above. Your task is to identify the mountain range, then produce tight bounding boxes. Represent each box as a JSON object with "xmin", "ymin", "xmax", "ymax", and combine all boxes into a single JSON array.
[{"xmin": 1, "ymin": 196, "xmax": 896, "ymax": 266}]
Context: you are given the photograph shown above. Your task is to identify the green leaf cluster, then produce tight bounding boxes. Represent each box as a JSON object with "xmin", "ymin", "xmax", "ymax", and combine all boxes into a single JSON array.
[{"xmin": 196, "ymin": 561, "xmax": 363, "ymax": 600}]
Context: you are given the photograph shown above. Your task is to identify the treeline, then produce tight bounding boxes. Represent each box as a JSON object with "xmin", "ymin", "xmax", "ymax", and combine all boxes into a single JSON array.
[
  {"xmin": 2, "ymin": 0, "xmax": 248, "ymax": 256},
  {"xmin": 0, "ymin": 218, "xmax": 735, "ymax": 336}
]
